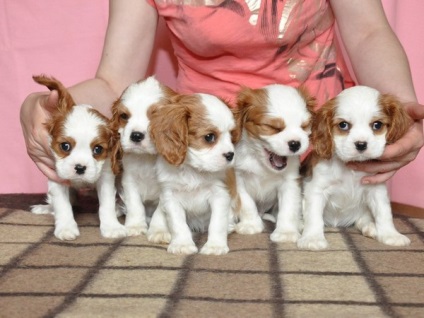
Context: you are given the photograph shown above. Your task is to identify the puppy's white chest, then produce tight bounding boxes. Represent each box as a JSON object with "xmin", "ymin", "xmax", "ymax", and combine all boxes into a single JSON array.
[
  {"xmin": 123, "ymin": 154, "xmax": 160, "ymax": 201},
  {"xmin": 318, "ymin": 162, "xmax": 369, "ymax": 226}
]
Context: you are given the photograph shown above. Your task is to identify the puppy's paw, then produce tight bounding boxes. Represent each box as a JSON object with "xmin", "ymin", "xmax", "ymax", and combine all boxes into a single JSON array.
[
  {"xmin": 147, "ymin": 228, "xmax": 172, "ymax": 244},
  {"xmin": 55, "ymin": 223, "xmax": 80, "ymax": 241},
  {"xmin": 200, "ymin": 243, "xmax": 229, "ymax": 255},
  {"xmin": 270, "ymin": 230, "xmax": 300, "ymax": 243},
  {"xmin": 297, "ymin": 235, "xmax": 328, "ymax": 250},
  {"xmin": 235, "ymin": 219, "xmax": 264, "ymax": 235},
  {"xmin": 378, "ymin": 233, "xmax": 411, "ymax": 246},
  {"xmin": 125, "ymin": 223, "xmax": 148, "ymax": 237},
  {"xmin": 101, "ymin": 224, "xmax": 128, "ymax": 239},
  {"xmin": 31, "ymin": 204, "xmax": 54, "ymax": 215},
  {"xmin": 360, "ymin": 223, "xmax": 377, "ymax": 239},
  {"xmin": 227, "ymin": 221, "xmax": 236, "ymax": 234},
  {"xmin": 167, "ymin": 242, "xmax": 198, "ymax": 255}
]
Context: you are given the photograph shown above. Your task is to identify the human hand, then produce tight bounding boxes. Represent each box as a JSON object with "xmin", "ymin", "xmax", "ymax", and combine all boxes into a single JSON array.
[
  {"xmin": 348, "ymin": 102, "xmax": 424, "ymax": 184},
  {"xmin": 20, "ymin": 90, "xmax": 67, "ymax": 183}
]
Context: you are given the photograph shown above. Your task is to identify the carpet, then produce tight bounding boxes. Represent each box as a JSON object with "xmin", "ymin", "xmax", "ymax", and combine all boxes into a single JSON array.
[{"xmin": 0, "ymin": 193, "xmax": 423, "ymax": 318}]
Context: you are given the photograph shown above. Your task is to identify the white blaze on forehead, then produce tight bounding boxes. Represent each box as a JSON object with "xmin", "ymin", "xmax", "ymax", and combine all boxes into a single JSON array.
[
  {"xmin": 336, "ymin": 86, "xmax": 381, "ymax": 120},
  {"xmin": 64, "ymin": 105, "xmax": 105, "ymax": 142},
  {"xmin": 264, "ymin": 84, "xmax": 311, "ymax": 125},
  {"xmin": 198, "ymin": 93, "xmax": 235, "ymax": 132},
  {"xmin": 121, "ymin": 77, "xmax": 165, "ymax": 116}
]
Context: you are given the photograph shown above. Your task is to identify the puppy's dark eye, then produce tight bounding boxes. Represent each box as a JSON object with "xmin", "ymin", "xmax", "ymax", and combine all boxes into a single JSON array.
[
  {"xmin": 60, "ymin": 142, "xmax": 72, "ymax": 152},
  {"xmin": 93, "ymin": 145, "xmax": 104, "ymax": 155},
  {"xmin": 372, "ymin": 121, "xmax": 383, "ymax": 131},
  {"xmin": 338, "ymin": 121, "xmax": 350, "ymax": 131},
  {"xmin": 120, "ymin": 113, "xmax": 129, "ymax": 120},
  {"xmin": 204, "ymin": 133, "xmax": 216, "ymax": 143}
]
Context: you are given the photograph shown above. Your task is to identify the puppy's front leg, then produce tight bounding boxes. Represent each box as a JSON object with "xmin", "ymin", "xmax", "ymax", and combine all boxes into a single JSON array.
[
  {"xmin": 165, "ymin": 197, "xmax": 197, "ymax": 255},
  {"xmin": 297, "ymin": 188, "xmax": 328, "ymax": 250},
  {"xmin": 97, "ymin": 162, "xmax": 127, "ymax": 238},
  {"xmin": 121, "ymin": 169, "xmax": 148, "ymax": 236},
  {"xmin": 147, "ymin": 203, "xmax": 171, "ymax": 244},
  {"xmin": 235, "ymin": 180, "xmax": 264, "ymax": 235},
  {"xmin": 200, "ymin": 190, "xmax": 230, "ymax": 255},
  {"xmin": 368, "ymin": 185, "xmax": 410, "ymax": 246},
  {"xmin": 49, "ymin": 181, "xmax": 80, "ymax": 240},
  {"xmin": 271, "ymin": 177, "xmax": 301, "ymax": 243}
]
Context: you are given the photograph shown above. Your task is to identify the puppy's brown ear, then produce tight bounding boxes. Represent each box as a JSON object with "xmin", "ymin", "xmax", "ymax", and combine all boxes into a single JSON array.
[
  {"xmin": 312, "ymin": 99, "xmax": 336, "ymax": 159},
  {"xmin": 379, "ymin": 94, "xmax": 412, "ymax": 144},
  {"xmin": 234, "ymin": 86, "xmax": 267, "ymax": 139},
  {"xmin": 148, "ymin": 99, "xmax": 189, "ymax": 166},
  {"xmin": 110, "ymin": 132, "xmax": 123, "ymax": 175},
  {"xmin": 32, "ymin": 74, "xmax": 76, "ymax": 112},
  {"xmin": 298, "ymin": 85, "xmax": 317, "ymax": 114},
  {"xmin": 298, "ymin": 86, "xmax": 317, "ymax": 133}
]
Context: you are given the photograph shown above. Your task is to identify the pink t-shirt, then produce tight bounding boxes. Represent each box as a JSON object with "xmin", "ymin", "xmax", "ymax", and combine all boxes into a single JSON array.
[{"xmin": 147, "ymin": 0, "xmax": 354, "ymax": 106}]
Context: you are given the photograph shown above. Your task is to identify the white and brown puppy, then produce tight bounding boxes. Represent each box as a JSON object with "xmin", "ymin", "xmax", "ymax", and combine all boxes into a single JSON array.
[
  {"xmin": 298, "ymin": 86, "xmax": 411, "ymax": 250},
  {"xmin": 110, "ymin": 76, "xmax": 174, "ymax": 237},
  {"xmin": 30, "ymin": 75, "xmax": 125, "ymax": 240},
  {"xmin": 233, "ymin": 84, "xmax": 315, "ymax": 243},
  {"xmin": 147, "ymin": 93, "xmax": 237, "ymax": 255}
]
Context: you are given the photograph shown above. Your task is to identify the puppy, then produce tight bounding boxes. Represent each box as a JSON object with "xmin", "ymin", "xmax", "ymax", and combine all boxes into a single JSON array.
[
  {"xmin": 110, "ymin": 76, "xmax": 174, "ymax": 238},
  {"xmin": 298, "ymin": 86, "xmax": 412, "ymax": 250},
  {"xmin": 30, "ymin": 75, "xmax": 126, "ymax": 240},
  {"xmin": 233, "ymin": 84, "xmax": 315, "ymax": 243},
  {"xmin": 148, "ymin": 92, "xmax": 237, "ymax": 255}
]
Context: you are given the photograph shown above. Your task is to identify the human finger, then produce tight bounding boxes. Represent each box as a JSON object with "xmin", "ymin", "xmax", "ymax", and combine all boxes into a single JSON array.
[{"xmin": 361, "ymin": 170, "xmax": 397, "ymax": 185}]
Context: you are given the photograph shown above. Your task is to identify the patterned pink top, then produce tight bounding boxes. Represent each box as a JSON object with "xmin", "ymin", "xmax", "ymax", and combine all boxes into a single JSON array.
[{"xmin": 147, "ymin": 0, "xmax": 354, "ymax": 106}]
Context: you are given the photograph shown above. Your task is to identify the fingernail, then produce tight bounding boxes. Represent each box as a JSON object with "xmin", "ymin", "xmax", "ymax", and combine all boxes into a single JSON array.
[{"xmin": 362, "ymin": 180, "xmax": 370, "ymax": 185}]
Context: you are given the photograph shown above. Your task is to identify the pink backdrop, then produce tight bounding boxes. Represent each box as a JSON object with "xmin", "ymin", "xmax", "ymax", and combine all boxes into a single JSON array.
[{"xmin": 1, "ymin": 0, "xmax": 423, "ymax": 207}]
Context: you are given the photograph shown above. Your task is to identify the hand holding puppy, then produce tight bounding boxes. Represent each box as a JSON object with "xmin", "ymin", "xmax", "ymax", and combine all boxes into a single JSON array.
[{"xmin": 20, "ymin": 89, "xmax": 65, "ymax": 183}]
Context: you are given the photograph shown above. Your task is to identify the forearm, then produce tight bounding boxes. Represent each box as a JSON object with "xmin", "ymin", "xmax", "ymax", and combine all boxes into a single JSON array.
[
  {"xmin": 346, "ymin": 27, "xmax": 417, "ymax": 104},
  {"xmin": 331, "ymin": 0, "xmax": 418, "ymax": 103},
  {"xmin": 68, "ymin": 0, "xmax": 159, "ymax": 118},
  {"xmin": 67, "ymin": 78, "xmax": 117, "ymax": 118}
]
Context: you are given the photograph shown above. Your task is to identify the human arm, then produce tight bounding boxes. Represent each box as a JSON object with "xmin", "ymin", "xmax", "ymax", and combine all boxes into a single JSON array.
[
  {"xmin": 20, "ymin": 0, "xmax": 158, "ymax": 181},
  {"xmin": 330, "ymin": 0, "xmax": 424, "ymax": 184}
]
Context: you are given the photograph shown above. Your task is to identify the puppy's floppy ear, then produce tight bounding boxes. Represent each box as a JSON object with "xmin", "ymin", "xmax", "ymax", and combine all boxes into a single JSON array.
[
  {"xmin": 379, "ymin": 94, "xmax": 412, "ymax": 144},
  {"xmin": 32, "ymin": 74, "xmax": 76, "ymax": 113},
  {"xmin": 148, "ymin": 97, "xmax": 189, "ymax": 166},
  {"xmin": 298, "ymin": 85, "xmax": 317, "ymax": 131},
  {"xmin": 312, "ymin": 98, "xmax": 336, "ymax": 159},
  {"xmin": 234, "ymin": 86, "xmax": 266, "ymax": 139},
  {"xmin": 110, "ymin": 131, "xmax": 123, "ymax": 175},
  {"xmin": 298, "ymin": 85, "xmax": 317, "ymax": 113},
  {"xmin": 108, "ymin": 98, "xmax": 124, "ymax": 175}
]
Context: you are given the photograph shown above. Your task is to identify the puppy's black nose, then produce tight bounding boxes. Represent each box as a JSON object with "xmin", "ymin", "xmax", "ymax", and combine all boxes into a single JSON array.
[
  {"xmin": 355, "ymin": 141, "xmax": 368, "ymax": 152},
  {"xmin": 223, "ymin": 152, "xmax": 234, "ymax": 162},
  {"xmin": 130, "ymin": 131, "xmax": 145, "ymax": 143},
  {"xmin": 74, "ymin": 164, "xmax": 86, "ymax": 175},
  {"xmin": 288, "ymin": 140, "xmax": 301, "ymax": 153}
]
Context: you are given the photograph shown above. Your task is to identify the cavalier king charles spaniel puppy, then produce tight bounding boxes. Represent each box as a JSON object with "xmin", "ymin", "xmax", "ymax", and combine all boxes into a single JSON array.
[
  {"xmin": 298, "ymin": 86, "xmax": 412, "ymax": 250},
  {"xmin": 232, "ymin": 84, "xmax": 315, "ymax": 243},
  {"xmin": 147, "ymin": 92, "xmax": 237, "ymax": 255},
  {"xmin": 110, "ymin": 76, "xmax": 174, "ymax": 237},
  {"xmin": 30, "ymin": 75, "xmax": 125, "ymax": 240}
]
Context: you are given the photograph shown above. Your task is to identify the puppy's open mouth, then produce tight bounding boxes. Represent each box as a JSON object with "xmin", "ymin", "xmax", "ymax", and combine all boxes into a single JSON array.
[{"xmin": 265, "ymin": 149, "xmax": 287, "ymax": 170}]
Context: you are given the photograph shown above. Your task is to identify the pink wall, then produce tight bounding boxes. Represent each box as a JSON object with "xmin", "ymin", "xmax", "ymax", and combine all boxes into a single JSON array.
[
  {"xmin": 381, "ymin": 0, "xmax": 424, "ymax": 207},
  {"xmin": 1, "ymin": 1, "xmax": 423, "ymax": 207}
]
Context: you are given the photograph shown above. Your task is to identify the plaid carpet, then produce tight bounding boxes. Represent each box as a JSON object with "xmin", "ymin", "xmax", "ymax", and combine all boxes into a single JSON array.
[{"xmin": 0, "ymin": 193, "xmax": 423, "ymax": 318}]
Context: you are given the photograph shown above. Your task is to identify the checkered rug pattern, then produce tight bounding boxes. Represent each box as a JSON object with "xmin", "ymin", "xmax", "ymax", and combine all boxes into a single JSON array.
[{"xmin": 0, "ymin": 194, "xmax": 423, "ymax": 318}]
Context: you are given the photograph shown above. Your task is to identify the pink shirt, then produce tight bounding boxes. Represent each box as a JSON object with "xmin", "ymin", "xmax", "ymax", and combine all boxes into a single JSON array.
[{"xmin": 147, "ymin": 0, "xmax": 354, "ymax": 106}]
